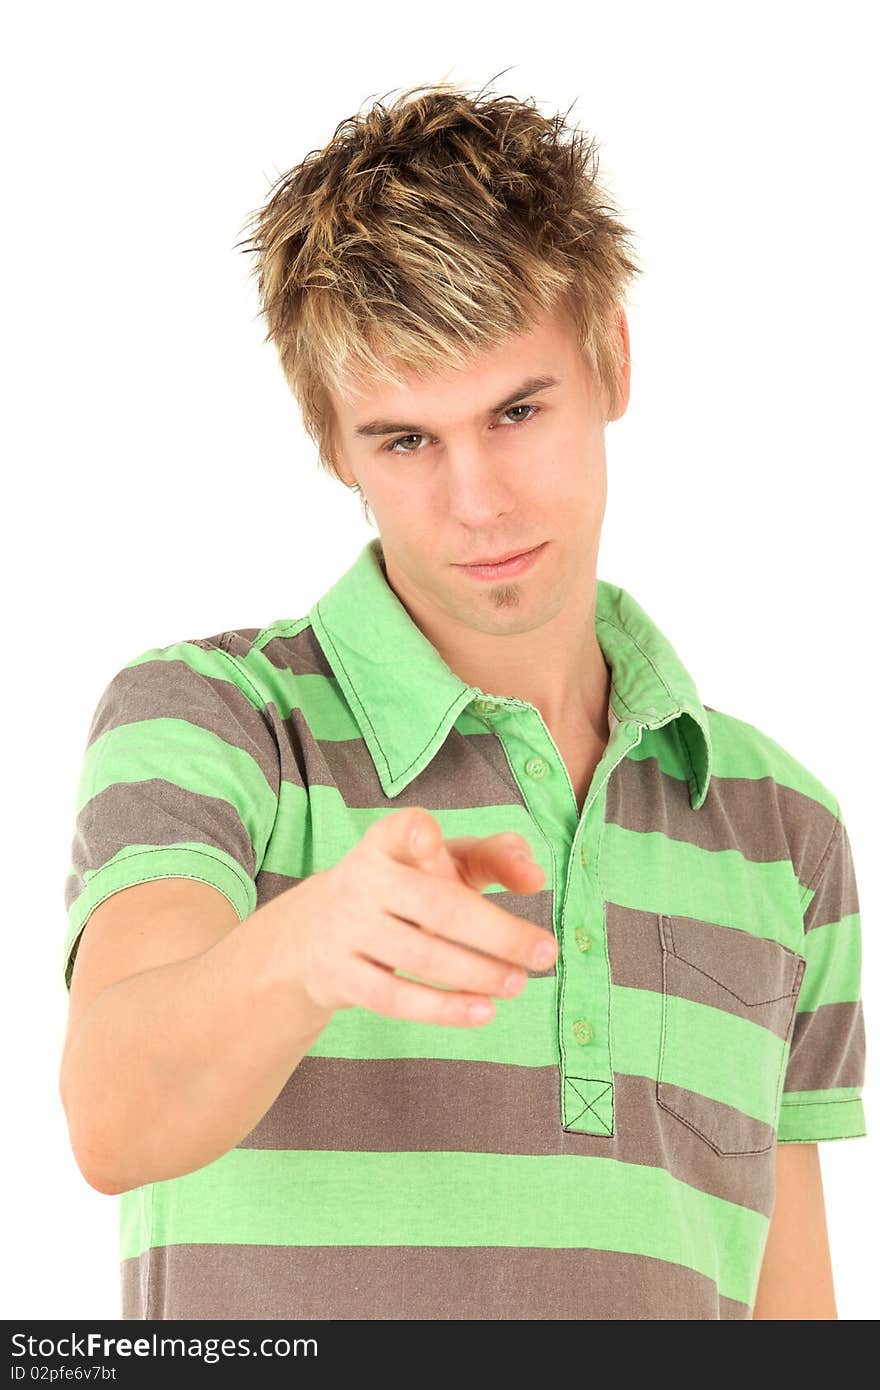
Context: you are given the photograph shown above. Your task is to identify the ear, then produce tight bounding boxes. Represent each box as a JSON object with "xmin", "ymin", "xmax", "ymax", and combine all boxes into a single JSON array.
[
  {"xmin": 323, "ymin": 419, "xmax": 358, "ymax": 489},
  {"xmin": 606, "ymin": 304, "xmax": 631, "ymax": 423}
]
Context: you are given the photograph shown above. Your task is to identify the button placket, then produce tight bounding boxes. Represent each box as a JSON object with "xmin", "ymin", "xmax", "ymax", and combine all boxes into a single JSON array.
[
  {"xmin": 559, "ymin": 797, "xmax": 615, "ymax": 1135},
  {"xmin": 486, "ymin": 703, "xmax": 643, "ymax": 1140}
]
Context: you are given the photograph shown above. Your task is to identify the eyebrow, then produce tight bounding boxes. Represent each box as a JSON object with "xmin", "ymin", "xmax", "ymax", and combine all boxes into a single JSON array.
[{"xmin": 353, "ymin": 374, "xmax": 561, "ymax": 438}]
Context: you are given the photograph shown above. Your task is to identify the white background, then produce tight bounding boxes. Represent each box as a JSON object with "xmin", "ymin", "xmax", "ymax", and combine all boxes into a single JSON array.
[{"xmin": 3, "ymin": 0, "xmax": 876, "ymax": 1320}]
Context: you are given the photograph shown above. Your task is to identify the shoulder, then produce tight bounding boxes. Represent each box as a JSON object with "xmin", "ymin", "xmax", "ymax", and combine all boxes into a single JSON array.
[
  {"xmin": 111, "ymin": 614, "xmax": 326, "ymax": 716},
  {"xmin": 702, "ymin": 702, "xmax": 842, "ymax": 897},
  {"xmin": 703, "ymin": 703, "xmax": 838, "ymax": 813}
]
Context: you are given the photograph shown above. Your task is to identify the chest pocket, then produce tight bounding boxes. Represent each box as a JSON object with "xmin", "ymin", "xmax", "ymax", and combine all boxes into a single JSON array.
[{"xmin": 657, "ymin": 914, "xmax": 806, "ymax": 1156}]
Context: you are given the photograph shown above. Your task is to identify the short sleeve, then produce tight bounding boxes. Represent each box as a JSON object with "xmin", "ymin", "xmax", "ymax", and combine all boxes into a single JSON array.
[
  {"xmin": 778, "ymin": 801, "xmax": 867, "ymax": 1143},
  {"xmin": 62, "ymin": 634, "xmax": 281, "ymax": 993}
]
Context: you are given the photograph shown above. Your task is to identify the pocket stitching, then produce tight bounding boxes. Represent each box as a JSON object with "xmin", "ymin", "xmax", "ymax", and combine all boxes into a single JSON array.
[
  {"xmin": 657, "ymin": 914, "xmax": 806, "ymax": 1157},
  {"xmin": 666, "ymin": 916, "xmax": 804, "ymax": 1005}
]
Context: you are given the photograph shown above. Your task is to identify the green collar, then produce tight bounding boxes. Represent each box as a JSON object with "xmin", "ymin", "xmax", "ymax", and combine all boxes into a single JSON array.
[{"xmin": 309, "ymin": 538, "xmax": 712, "ymax": 809}]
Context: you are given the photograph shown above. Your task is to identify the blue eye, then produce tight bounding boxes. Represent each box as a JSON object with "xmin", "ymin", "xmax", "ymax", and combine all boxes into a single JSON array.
[{"xmin": 384, "ymin": 402, "xmax": 540, "ymax": 454}]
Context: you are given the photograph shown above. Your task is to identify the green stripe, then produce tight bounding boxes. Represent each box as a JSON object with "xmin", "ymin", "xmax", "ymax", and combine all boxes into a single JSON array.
[
  {"xmin": 703, "ymin": 711, "xmax": 838, "ymax": 813},
  {"xmin": 659, "ymin": 994, "xmax": 786, "ymax": 1123},
  {"xmin": 273, "ymin": 671, "xmax": 361, "ymax": 736},
  {"xmin": 121, "ymin": 1148, "xmax": 767, "ymax": 1306},
  {"xmin": 312, "ymin": 977, "xmax": 794, "ymax": 1126},
  {"xmin": 600, "ymin": 823, "xmax": 803, "ymax": 952},
  {"xmin": 797, "ymin": 915, "xmax": 862, "ymax": 1007},
  {"xmin": 63, "ymin": 843, "xmax": 254, "ymax": 989},
  {"xmin": 266, "ymin": 783, "xmax": 544, "ymax": 879},
  {"xmin": 125, "ymin": 641, "xmax": 268, "ymax": 713},
  {"xmin": 77, "ymin": 716, "xmax": 276, "ymax": 861},
  {"xmin": 777, "ymin": 1095, "xmax": 866, "ymax": 1143},
  {"xmin": 309, "ymin": 975, "xmax": 560, "ymax": 1064},
  {"xmin": 780, "ymin": 1085, "xmax": 862, "ymax": 1106}
]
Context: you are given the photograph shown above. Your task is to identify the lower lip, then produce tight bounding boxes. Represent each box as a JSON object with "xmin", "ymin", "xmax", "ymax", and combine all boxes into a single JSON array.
[{"xmin": 455, "ymin": 542, "xmax": 547, "ymax": 580}]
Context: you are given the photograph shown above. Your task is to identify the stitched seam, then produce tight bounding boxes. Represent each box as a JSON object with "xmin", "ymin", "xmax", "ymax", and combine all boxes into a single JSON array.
[
  {"xmin": 595, "ymin": 613, "xmax": 678, "ymax": 711},
  {"xmin": 490, "ymin": 729, "xmax": 562, "ymax": 1070},
  {"xmin": 780, "ymin": 1097, "xmax": 863, "ymax": 1109},
  {"xmin": 204, "ymin": 639, "xmax": 285, "ymax": 855},
  {"xmin": 202, "ymin": 637, "xmax": 269, "ymax": 714},
  {"xmin": 143, "ymin": 1184, "xmax": 155, "ymax": 1316},
  {"xmin": 671, "ymin": 713, "xmax": 699, "ymax": 804},
  {"xmin": 657, "ymin": 915, "xmax": 776, "ymax": 1156},
  {"xmin": 252, "ymin": 615, "xmax": 311, "ymax": 651},
  {"xmin": 567, "ymin": 1080, "xmax": 613, "ymax": 1134},
  {"xmin": 77, "ymin": 842, "xmax": 253, "ymax": 888},
  {"xmin": 593, "ymin": 829, "xmax": 615, "ymax": 1130},
  {"xmin": 798, "ymin": 798, "xmax": 842, "ymax": 909},
  {"xmin": 668, "ymin": 948, "xmax": 802, "ymax": 1005}
]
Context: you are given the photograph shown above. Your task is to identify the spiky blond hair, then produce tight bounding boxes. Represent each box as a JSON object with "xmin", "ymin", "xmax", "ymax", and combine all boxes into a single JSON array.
[{"xmin": 236, "ymin": 77, "xmax": 641, "ymax": 513}]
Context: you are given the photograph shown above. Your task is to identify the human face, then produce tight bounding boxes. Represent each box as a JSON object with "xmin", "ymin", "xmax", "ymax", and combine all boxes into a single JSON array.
[{"xmin": 327, "ymin": 304, "xmax": 630, "ymax": 642}]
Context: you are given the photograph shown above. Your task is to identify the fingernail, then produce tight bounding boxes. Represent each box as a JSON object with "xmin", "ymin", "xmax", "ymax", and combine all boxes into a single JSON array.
[
  {"xmin": 533, "ymin": 939, "xmax": 557, "ymax": 968},
  {"xmin": 469, "ymin": 1002, "xmax": 493, "ymax": 1023}
]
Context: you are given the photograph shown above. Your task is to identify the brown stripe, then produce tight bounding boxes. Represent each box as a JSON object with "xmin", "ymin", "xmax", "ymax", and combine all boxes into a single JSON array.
[
  {"xmin": 659, "ymin": 914, "xmax": 804, "ymax": 1036},
  {"xmin": 84, "ymin": 656, "xmax": 280, "ymax": 793},
  {"xmin": 65, "ymin": 781, "xmax": 259, "ymax": 906},
  {"xmin": 785, "ymin": 999, "xmax": 865, "ymax": 1092},
  {"xmin": 286, "ymin": 710, "xmax": 527, "ymax": 809},
  {"xmin": 607, "ymin": 748, "xmax": 848, "ymax": 901},
  {"xmin": 259, "ymin": 625, "xmax": 336, "ymax": 677},
  {"xmin": 123, "ymin": 1243, "xmax": 750, "ymax": 1320},
  {"xmin": 238, "ymin": 1058, "xmax": 777, "ymax": 1217},
  {"xmin": 656, "ymin": 1079, "xmax": 777, "ymax": 1156},
  {"xmin": 803, "ymin": 820, "xmax": 861, "ymax": 931},
  {"xmin": 608, "ymin": 905, "xmax": 803, "ymax": 1036},
  {"xmin": 203, "ymin": 628, "xmax": 263, "ymax": 652},
  {"xmin": 607, "ymin": 902, "xmax": 666, "ymax": 990}
]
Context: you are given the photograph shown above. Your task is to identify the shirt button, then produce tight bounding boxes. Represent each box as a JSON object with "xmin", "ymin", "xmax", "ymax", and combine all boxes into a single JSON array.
[
  {"xmin": 524, "ymin": 756, "xmax": 549, "ymax": 780},
  {"xmin": 574, "ymin": 927, "xmax": 592, "ymax": 952},
  {"xmin": 579, "ymin": 843, "xmax": 589, "ymax": 869},
  {"xmin": 473, "ymin": 697, "xmax": 500, "ymax": 717},
  {"xmin": 572, "ymin": 1018, "xmax": 594, "ymax": 1045}
]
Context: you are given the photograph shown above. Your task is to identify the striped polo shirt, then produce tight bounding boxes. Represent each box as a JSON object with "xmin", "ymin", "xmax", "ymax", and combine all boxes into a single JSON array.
[{"xmin": 63, "ymin": 536, "xmax": 867, "ymax": 1320}]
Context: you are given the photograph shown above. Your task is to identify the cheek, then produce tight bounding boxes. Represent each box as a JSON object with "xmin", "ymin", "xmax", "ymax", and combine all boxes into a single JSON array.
[
  {"xmin": 372, "ymin": 488, "xmax": 437, "ymax": 557},
  {"xmin": 541, "ymin": 439, "xmax": 605, "ymax": 512}
]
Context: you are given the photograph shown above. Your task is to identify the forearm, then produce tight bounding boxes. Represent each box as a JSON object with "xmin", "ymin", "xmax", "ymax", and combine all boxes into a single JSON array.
[{"xmin": 60, "ymin": 878, "xmax": 333, "ymax": 1194}]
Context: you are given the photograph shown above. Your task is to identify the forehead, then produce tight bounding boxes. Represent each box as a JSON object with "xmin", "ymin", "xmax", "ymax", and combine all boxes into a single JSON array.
[{"xmin": 330, "ymin": 306, "xmax": 581, "ymax": 425}]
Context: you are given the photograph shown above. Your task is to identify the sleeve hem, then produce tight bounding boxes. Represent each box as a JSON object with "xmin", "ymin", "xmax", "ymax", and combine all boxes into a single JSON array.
[
  {"xmin": 63, "ymin": 845, "xmax": 256, "ymax": 992},
  {"xmin": 777, "ymin": 1096, "xmax": 866, "ymax": 1143}
]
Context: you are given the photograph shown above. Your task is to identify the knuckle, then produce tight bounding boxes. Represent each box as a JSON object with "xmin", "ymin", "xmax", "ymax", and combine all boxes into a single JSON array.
[
  {"xmin": 355, "ymin": 970, "xmax": 386, "ymax": 1014},
  {"xmin": 397, "ymin": 806, "xmax": 428, "ymax": 841},
  {"xmin": 405, "ymin": 931, "xmax": 436, "ymax": 978},
  {"xmin": 450, "ymin": 995, "xmax": 478, "ymax": 1025}
]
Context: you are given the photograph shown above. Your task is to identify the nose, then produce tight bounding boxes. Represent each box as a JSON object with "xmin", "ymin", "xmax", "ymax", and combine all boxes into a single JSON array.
[{"xmin": 443, "ymin": 444, "xmax": 517, "ymax": 526}]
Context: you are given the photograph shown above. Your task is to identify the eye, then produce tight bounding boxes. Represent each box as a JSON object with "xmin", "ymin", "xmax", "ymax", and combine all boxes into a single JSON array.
[
  {"xmin": 383, "ymin": 402, "xmax": 541, "ymax": 454},
  {"xmin": 502, "ymin": 403, "xmax": 538, "ymax": 425},
  {"xmin": 385, "ymin": 432, "xmax": 426, "ymax": 455}
]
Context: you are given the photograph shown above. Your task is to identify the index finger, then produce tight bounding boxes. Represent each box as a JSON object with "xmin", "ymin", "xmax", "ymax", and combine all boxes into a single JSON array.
[
  {"xmin": 444, "ymin": 833, "xmax": 547, "ymax": 893},
  {"xmin": 382, "ymin": 857, "xmax": 558, "ymax": 973}
]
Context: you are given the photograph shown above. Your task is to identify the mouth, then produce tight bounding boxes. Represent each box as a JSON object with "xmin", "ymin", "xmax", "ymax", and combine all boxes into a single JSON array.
[{"xmin": 453, "ymin": 542, "xmax": 548, "ymax": 580}]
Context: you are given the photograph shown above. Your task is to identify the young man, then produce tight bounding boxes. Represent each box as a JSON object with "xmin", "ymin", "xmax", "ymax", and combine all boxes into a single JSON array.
[{"xmin": 60, "ymin": 82, "xmax": 866, "ymax": 1321}]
